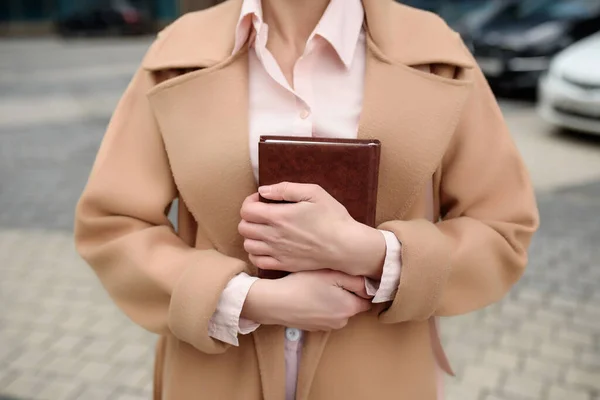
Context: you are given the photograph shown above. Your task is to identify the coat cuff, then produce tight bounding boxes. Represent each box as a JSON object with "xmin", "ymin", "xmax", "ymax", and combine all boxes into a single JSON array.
[
  {"xmin": 376, "ymin": 219, "xmax": 452, "ymax": 323},
  {"xmin": 168, "ymin": 250, "xmax": 249, "ymax": 353}
]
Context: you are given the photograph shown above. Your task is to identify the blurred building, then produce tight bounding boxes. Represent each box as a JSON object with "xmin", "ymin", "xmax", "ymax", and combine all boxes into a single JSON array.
[
  {"xmin": 0, "ymin": 0, "xmax": 473, "ymax": 37},
  {"xmin": 0, "ymin": 0, "xmax": 224, "ymax": 36}
]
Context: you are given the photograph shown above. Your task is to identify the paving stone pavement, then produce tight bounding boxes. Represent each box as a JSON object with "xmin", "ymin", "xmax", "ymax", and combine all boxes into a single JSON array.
[{"xmin": 1, "ymin": 38, "xmax": 599, "ymax": 400}]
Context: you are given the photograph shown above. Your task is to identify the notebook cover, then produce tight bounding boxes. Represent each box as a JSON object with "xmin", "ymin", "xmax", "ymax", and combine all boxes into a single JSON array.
[{"xmin": 257, "ymin": 135, "xmax": 381, "ymax": 279}]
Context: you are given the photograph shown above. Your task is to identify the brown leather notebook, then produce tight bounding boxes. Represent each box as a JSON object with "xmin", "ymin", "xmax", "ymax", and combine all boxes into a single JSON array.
[{"xmin": 257, "ymin": 135, "xmax": 381, "ymax": 279}]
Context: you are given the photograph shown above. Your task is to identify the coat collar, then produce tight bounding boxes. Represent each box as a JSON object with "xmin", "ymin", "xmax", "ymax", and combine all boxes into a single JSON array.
[
  {"xmin": 141, "ymin": 0, "xmax": 474, "ymax": 71},
  {"xmin": 231, "ymin": 0, "xmax": 365, "ymax": 69}
]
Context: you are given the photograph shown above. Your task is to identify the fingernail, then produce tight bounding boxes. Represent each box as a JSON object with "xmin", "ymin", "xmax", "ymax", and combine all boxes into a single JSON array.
[{"xmin": 258, "ymin": 186, "xmax": 271, "ymax": 195}]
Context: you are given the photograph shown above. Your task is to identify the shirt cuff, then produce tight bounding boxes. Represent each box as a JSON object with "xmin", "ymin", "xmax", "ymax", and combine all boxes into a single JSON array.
[
  {"xmin": 365, "ymin": 230, "xmax": 402, "ymax": 303},
  {"xmin": 207, "ymin": 272, "xmax": 261, "ymax": 346}
]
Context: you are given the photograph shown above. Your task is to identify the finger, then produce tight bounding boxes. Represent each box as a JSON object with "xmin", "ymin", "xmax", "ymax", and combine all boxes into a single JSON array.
[
  {"xmin": 258, "ymin": 182, "xmax": 321, "ymax": 203},
  {"xmin": 240, "ymin": 200, "xmax": 273, "ymax": 224},
  {"xmin": 329, "ymin": 319, "xmax": 349, "ymax": 330},
  {"xmin": 352, "ymin": 297, "xmax": 373, "ymax": 313},
  {"xmin": 349, "ymin": 281, "xmax": 373, "ymax": 300},
  {"xmin": 333, "ymin": 273, "xmax": 373, "ymax": 298},
  {"xmin": 353, "ymin": 277, "xmax": 376, "ymax": 300},
  {"xmin": 242, "ymin": 192, "xmax": 260, "ymax": 206},
  {"xmin": 243, "ymin": 239, "xmax": 272, "ymax": 256},
  {"xmin": 238, "ymin": 220, "xmax": 274, "ymax": 240},
  {"xmin": 248, "ymin": 254, "xmax": 283, "ymax": 271},
  {"xmin": 240, "ymin": 193, "xmax": 261, "ymax": 218}
]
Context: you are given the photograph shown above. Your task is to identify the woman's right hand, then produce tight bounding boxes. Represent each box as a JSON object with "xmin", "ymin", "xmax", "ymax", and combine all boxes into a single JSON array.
[{"xmin": 241, "ymin": 270, "xmax": 373, "ymax": 331}]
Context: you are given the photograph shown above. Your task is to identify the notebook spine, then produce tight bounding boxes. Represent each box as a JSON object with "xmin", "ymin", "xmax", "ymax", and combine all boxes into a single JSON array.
[{"xmin": 366, "ymin": 145, "xmax": 381, "ymax": 227}]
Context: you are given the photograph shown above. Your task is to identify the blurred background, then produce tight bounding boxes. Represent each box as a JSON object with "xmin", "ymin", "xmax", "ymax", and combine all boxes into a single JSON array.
[{"xmin": 0, "ymin": 0, "xmax": 599, "ymax": 399}]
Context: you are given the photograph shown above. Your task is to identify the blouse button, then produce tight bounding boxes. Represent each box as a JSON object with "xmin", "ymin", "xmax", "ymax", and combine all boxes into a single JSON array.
[
  {"xmin": 299, "ymin": 109, "xmax": 311, "ymax": 119},
  {"xmin": 285, "ymin": 328, "xmax": 301, "ymax": 342}
]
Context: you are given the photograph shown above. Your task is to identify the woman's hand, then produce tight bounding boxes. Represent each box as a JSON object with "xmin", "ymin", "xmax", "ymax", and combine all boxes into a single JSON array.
[
  {"xmin": 238, "ymin": 182, "xmax": 386, "ymax": 278},
  {"xmin": 241, "ymin": 270, "xmax": 373, "ymax": 330}
]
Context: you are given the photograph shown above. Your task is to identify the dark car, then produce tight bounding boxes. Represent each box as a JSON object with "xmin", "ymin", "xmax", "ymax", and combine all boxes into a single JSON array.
[
  {"xmin": 397, "ymin": 0, "xmax": 441, "ymax": 13},
  {"xmin": 397, "ymin": 0, "xmax": 508, "ymax": 51},
  {"xmin": 397, "ymin": 0, "xmax": 502, "ymax": 28},
  {"xmin": 56, "ymin": 0, "xmax": 153, "ymax": 37},
  {"xmin": 439, "ymin": 0, "xmax": 510, "ymax": 33},
  {"xmin": 471, "ymin": 0, "xmax": 600, "ymax": 91}
]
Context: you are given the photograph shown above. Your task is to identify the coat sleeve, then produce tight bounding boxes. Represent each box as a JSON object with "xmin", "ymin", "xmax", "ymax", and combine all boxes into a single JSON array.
[
  {"xmin": 377, "ymin": 62, "xmax": 539, "ymax": 324},
  {"xmin": 74, "ymin": 65, "xmax": 246, "ymax": 354}
]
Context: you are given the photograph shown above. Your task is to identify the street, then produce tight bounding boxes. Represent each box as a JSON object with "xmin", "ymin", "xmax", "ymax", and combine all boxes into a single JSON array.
[{"xmin": 0, "ymin": 37, "xmax": 599, "ymax": 400}]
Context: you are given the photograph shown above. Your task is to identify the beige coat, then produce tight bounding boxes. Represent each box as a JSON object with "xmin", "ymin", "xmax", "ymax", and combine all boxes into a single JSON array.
[{"xmin": 74, "ymin": 0, "xmax": 540, "ymax": 398}]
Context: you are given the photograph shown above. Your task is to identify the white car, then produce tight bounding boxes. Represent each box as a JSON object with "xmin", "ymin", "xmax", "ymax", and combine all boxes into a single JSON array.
[{"xmin": 538, "ymin": 32, "xmax": 600, "ymax": 135}]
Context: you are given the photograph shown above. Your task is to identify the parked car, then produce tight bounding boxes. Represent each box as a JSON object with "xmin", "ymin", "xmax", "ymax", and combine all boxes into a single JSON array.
[
  {"xmin": 538, "ymin": 33, "xmax": 600, "ymax": 135},
  {"xmin": 438, "ymin": 0, "xmax": 505, "ymax": 29},
  {"xmin": 397, "ymin": 0, "xmax": 514, "ymax": 51},
  {"xmin": 471, "ymin": 0, "xmax": 600, "ymax": 91},
  {"xmin": 56, "ymin": 0, "xmax": 153, "ymax": 37},
  {"xmin": 398, "ymin": 0, "xmax": 494, "ymax": 27},
  {"xmin": 438, "ymin": 0, "xmax": 511, "ymax": 51}
]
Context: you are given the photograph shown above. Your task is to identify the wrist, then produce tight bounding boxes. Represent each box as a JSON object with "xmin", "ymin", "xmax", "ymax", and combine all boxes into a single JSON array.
[
  {"xmin": 240, "ymin": 279, "xmax": 278, "ymax": 325},
  {"xmin": 340, "ymin": 222, "xmax": 386, "ymax": 279},
  {"xmin": 362, "ymin": 227, "xmax": 387, "ymax": 280}
]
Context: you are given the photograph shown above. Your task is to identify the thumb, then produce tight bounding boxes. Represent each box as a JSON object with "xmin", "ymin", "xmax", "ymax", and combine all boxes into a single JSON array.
[{"xmin": 258, "ymin": 182, "xmax": 319, "ymax": 203}]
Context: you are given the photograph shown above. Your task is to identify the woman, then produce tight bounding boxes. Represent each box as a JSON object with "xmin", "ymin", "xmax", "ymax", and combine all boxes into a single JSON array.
[{"xmin": 74, "ymin": 0, "xmax": 539, "ymax": 398}]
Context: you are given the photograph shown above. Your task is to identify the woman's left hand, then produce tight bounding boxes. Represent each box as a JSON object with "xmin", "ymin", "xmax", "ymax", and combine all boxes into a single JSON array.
[{"xmin": 238, "ymin": 182, "xmax": 386, "ymax": 278}]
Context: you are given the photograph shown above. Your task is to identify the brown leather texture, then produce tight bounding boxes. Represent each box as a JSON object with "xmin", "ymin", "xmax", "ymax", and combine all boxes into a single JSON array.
[{"xmin": 258, "ymin": 135, "xmax": 381, "ymax": 279}]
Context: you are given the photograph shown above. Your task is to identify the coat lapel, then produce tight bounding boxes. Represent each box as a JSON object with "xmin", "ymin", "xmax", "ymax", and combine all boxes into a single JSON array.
[
  {"xmin": 359, "ymin": 37, "xmax": 473, "ymax": 223},
  {"xmin": 147, "ymin": 49, "xmax": 257, "ymax": 264}
]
